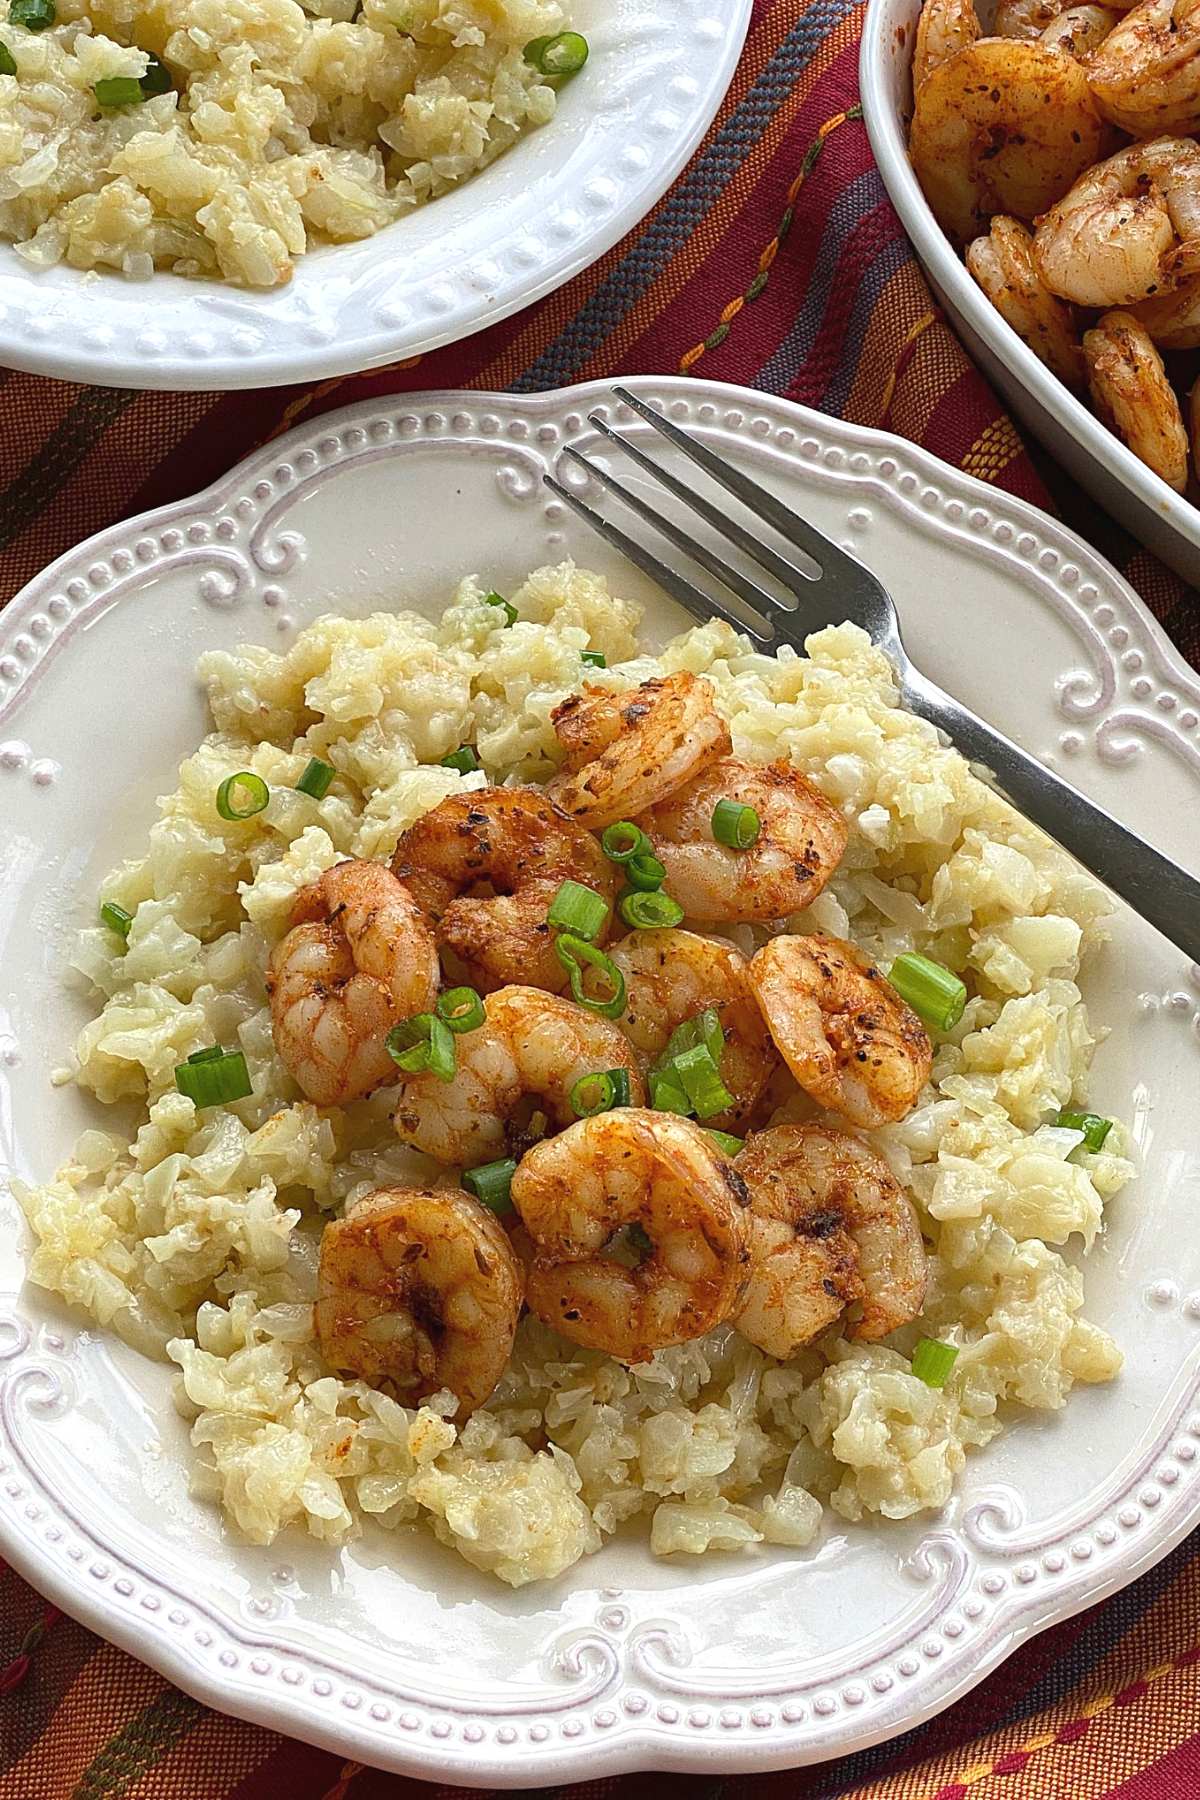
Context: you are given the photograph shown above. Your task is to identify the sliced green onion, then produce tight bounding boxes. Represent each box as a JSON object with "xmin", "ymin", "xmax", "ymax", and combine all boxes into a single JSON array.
[
  {"xmin": 216, "ymin": 771, "xmax": 269, "ymax": 822},
  {"xmin": 11, "ymin": 0, "xmax": 54, "ymax": 28},
  {"xmin": 555, "ymin": 933, "xmax": 625, "ymax": 1019},
  {"xmin": 463, "ymin": 1157, "xmax": 516, "ymax": 1214},
  {"xmin": 619, "ymin": 888, "xmax": 684, "ymax": 931},
  {"xmin": 523, "ymin": 28, "xmax": 588, "ymax": 74},
  {"xmin": 547, "ymin": 878, "xmax": 609, "ymax": 942},
  {"xmin": 1054, "ymin": 1109, "xmax": 1113, "ymax": 1153},
  {"xmin": 600, "ymin": 820, "xmax": 647, "ymax": 865},
  {"xmin": 626, "ymin": 851, "xmax": 666, "ymax": 892},
  {"xmin": 888, "ymin": 952, "xmax": 967, "ymax": 1033},
  {"xmin": 711, "ymin": 798, "xmax": 761, "ymax": 850},
  {"xmin": 706, "ymin": 1129, "xmax": 745, "ymax": 1157},
  {"xmin": 569, "ymin": 1067, "xmax": 632, "ymax": 1118},
  {"xmin": 294, "ymin": 757, "xmax": 334, "ymax": 800},
  {"xmin": 99, "ymin": 900, "xmax": 133, "ymax": 940},
  {"xmin": 386, "ymin": 1014, "xmax": 456, "ymax": 1082},
  {"xmin": 0, "ymin": 42, "xmax": 16, "ymax": 73},
  {"xmin": 911, "ymin": 1338, "xmax": 959, "ymax": 1388},
  {"xmin": 664, "ymin": 1007, "xmax": 725, "ymax": 1069},
  {"xmin": 648, "ymin": 1065, "xmax": 691, "ymax": 1114},
  {"xmin": 174, "ymin": 1047, "xmax": 252, "ymax": 1107},
  {"xmin": 94, "ymin": 75, "xmax": 144, "ymax": 106},
  {"xmin": 436, "ymin": 986, "xmax": 485, "ymax": 1035},
  {"xmin": 581, "ymin": 650, "xmax": 607, "ymax": 669},
  {"xmin": 627, "ymin": 1220, "xmax": 652, "ymax": 1257},
  {"xmin": 671, "ymin": 1044, "xmax": 734, "ymax": 1121},
  {"xmin": 485, "ymin": 590, "xmax": 517, "ymax": 627},
  {"xmin": 440, "ymin": 744, "xmax": 480, "ymax": 776},
  {"xmin": 138, "ymin": 50, "xmax": 172, "ymax": 94}
]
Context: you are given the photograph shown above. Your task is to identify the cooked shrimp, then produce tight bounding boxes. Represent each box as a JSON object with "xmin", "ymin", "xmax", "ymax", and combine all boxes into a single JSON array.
[
  {"xmin": 1040, "ymin": 2, "xmax": 1122, "ymax": 50},
  {"xmin": 910, "ymin": 38, "xmax": 1104, "ymax": 244},
  {"xmin": 1133, "ymin": 274, "xmax": 1200, "ymax": 345},
  {"xmin": 392, "ymin": 985, "xmax": 645, "ymax": 1166},
  {"xmin": 315, "ymin": 1186, "xmax": 523, "ymax": 1418},
  {"xmin": 511, "ymin": 1109, "xmax": 752, "ymax": 1361},
  {"xmin": 605, "ymin": 928, "xmax": 779, "ymax": 1132},
  {"xmin": 1033, "ymin": 138, "xmax": 1200, "ymax": 308},
  {"xmin": 1087, "ymin": 0, "xmax": 1200, "ymax": 135},
  {"xmin": 734, "ymin": 1124, "xmax": 928, "ymax": 1355},
  {"xmin": 1190, "ymin": 374, "xmax": 1200, "ymax": 465},
  {"xmin": 994, "ymin": 0, "xmax": 1067, "ymax": 37},
  {"xmin": 748, "ymin": 935, "xmax": 932, "ymax": 1128},
  {"xmin": 637, "ymin": 757, "xmax": 848, "ymax": 923},
  {"xmin": 1083, "ymin": 309, "xmax": 1189, "ymax": 490},
  {"xmin": 913, "ymin": 0, "xmax": 980, "ymax": 86},
  {"xmin": 392, "ymin": 787, "xmax": 614, "ymax": 994},
  {"xmin": 966, "ymin": 216, "xmax": 1086, "ymax": 388},
  {"xmin": 546, "ymin": 672, "xmax": 731, "ymax": 828},
  {"xmin": 267, "ymin": 859, "xmax": 439, "ymax": 1108}
]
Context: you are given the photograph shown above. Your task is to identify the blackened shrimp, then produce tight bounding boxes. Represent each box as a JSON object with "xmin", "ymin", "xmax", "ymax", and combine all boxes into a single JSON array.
[{"xmin": 546, "ymin": 672, "xmax": 731, "ymax": 827}]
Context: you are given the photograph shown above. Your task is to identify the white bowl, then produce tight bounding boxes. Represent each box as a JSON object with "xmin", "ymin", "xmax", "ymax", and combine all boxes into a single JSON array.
[
  {"xmin": 0, "ymin": 0, "xmax": 749, "ymax": 392},
  {"xmin": 858, "ymin": 0, "xmax": 1200, "ymax": 586}
]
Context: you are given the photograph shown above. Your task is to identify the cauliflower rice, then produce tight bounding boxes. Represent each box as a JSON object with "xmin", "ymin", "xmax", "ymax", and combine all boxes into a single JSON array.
[
  {"xmin": 16, "ymin": 564, "xmax": 1134, "ymax": 1586},
  {"xmin": 0, "ymin": 0, "xmax": 566, "ymax": 286}
]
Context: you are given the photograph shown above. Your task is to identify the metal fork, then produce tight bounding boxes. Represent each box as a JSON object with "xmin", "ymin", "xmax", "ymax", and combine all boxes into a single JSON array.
[{"xmin": 545, "ymin": 386, "xmax": 1200, "ymax": 966}]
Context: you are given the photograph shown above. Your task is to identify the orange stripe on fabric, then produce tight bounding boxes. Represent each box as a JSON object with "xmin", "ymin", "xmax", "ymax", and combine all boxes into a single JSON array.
[
  {"xmin": 1, "ymin": 1642, "xmax": 167, "ymax": 1797},
  {"xmin": 123, "ymin": 1703, "xmax": 286, "ymax": 1799}
]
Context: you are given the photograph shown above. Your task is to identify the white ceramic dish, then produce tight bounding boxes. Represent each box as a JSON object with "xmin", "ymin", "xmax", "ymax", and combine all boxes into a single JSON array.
[
  {"xmin": 858, "ymin": 0, "xmax": 1200, "ymax": 588},
  {"xmin": 2, "ymin": 376, "xmax": 1200, "ymax": 1785},
  {"xmin": 0, "ymin": 0, "xmax": 749, "ymax": 392}
]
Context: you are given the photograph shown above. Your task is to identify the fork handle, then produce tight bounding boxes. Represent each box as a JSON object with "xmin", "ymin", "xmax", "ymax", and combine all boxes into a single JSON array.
[{"xmin": 902, "ymin": 669, "xmax": 1200, "ymax": 968}]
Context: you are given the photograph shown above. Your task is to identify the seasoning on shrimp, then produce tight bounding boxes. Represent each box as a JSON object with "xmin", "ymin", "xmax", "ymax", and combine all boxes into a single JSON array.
[
  {"xmin": 1032, "ymin": 138, "xmax": 1200, "ymax": 309},
  {"xmin": 547, "ymin": 671, "xmax": 731, "ymax": 827},
  {"xmin": 913, "ymin": 0, "xmax": 979, "ymax": 86},
  {"xmin": 966, "ymin": 216, "xmax": 1085, "ymax": 389},
  {"xmin": 511, "ymin": 1108, "xmax": 752, "ymax": 1362},
  {"xmin": 637, "ymin": 757, "xmax": 848, "ymax": 923},
  {"xmin": 267, "ymin": 859, "xmax": 439, "ymax": 1107},
  {"xmin": 316, "ymin": 1186, "xmax": 523, "ymax": 1419},
  {"xmin": 391, "ymin": 984, "xmax": 645, "ymax": 1166},
  {"xmin": 748, "ymin": 934, "xmax": 933, "ymax": 1128},
  {"xmin": 1087, "ymin": 0, "xmax": 1200, "ymax": 136},
  {"xmin": 392, "ymin": 787, "xmax": 613, "ymax": 995},
  {"xmin": 1083, "ymin": 310, "xmax": 1189, "ymax": 492},
  {"xmin": 734, "ymin": 1124, "xmax": 928, "ymax": 1357}
]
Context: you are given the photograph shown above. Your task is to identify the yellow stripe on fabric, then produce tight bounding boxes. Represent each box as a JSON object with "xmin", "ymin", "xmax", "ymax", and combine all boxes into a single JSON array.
[{"xmin": 959, "ymin": 414, "xmax": 1026, "ymax": 486}]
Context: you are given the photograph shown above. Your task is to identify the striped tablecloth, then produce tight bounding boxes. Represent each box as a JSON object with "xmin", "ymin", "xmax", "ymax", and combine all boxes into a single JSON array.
[{"xmin": 2, "ymin": 0, "xmax": 1199, "ymax": 1792}]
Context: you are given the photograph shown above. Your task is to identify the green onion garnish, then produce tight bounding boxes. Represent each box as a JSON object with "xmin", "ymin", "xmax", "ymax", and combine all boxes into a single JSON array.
[
  {"xmin": 625, "ymin": 851, "xmax": 666, "ymax": 892},
  {"xmin": 138, "ymin": 50, "xmax": 172, "ymax": 94},
  {"xmin": 440, "ymin": 745, "xmax": 480, "ymax": 776},
  {"xmin": 386, "ymin": 1014, "xmax": 456, "ymax": 1082},
  {"xmin": 94, "ymin": 75, "xmax": 145, "ymax": 106},
  {"xmin": 570, "ymin": 1067, "xmax": 632, "ymax": 1118},
  {"xmin": 888, "ymin": 952, "xmax": 966, "ymax": 1033},
  {"xmin": 1054, "ymin": 1109, "xmax": 1113, "ymax": 1153},
  {"xmin": 294, "ymin": 757, "xmax": 334, "ymax": 800},
  {"xmin": 648, "ymin": 1065, "xmax": 691, "ymax": 1114},
  {"xmin": 555, "ymin": 934, "xmax": 626, "ymax": 1019},
  {"xmin": 911, "ymin": 1338, "xmax": 959, "ymax": 1388},
  {"xmin": 10, "ymin": 0, "xmax": 54, "ymax": 28},
  {"xmin": 664, "ymin": 1007, "xmax": 724, "ymax": 1068},
  {"xmin": 215, "ymin": 771, "xmax": 269, "ymax": 822},
  {"xmin": 601, "ymin": 820, "xmax": 647, "ymax": 864},
  {"xmin": 463, "ymin": 1157, "xmax": 516, "ymax": 1214},
  {"xmin": 174, "ymin": 1047, "xmax": 252, "ymax": 1107},
  {"xmin": 523, "ymin": 29, "xmax": 589, "ymax": 74},
  {"xmin": 436, "ymin": 987, "xmax": 485, "ymax": 1035},
  {"xmin": 670, "ymin": 1043, "xmax": 734, "ymax": 1120},
  {"xmin": 547, "ymin": 878, "xmax": 609, "ymax": 942},
  {"xmin": 0, "ymin": 41, "xmax": 16, "ymax": 73},
  {"xmin": 706, "ymin": 1129, "xmax": 744, "ymax": 1157},
  {"xmin": 485, "ymin": 590, "xmax": 517, "ymax": 626},
  {"xmin": 619, "ymin": 889, "xmax": 684, "ymax": 931},
  {"xmin": 581, "ymin": 649, "xmax": 606, "ymax": 669},
  {"xmin": 711, "ymin": 798, "xmax": 761, "ymax": 850},
  {"xmin": 99, "ymin": 900, "xmax": 133, "ymax": 940}
]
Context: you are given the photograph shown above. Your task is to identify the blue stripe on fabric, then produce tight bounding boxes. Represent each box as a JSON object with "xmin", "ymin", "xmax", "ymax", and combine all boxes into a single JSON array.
[
  {"xmin": 752, "ymin": 163, "xmax": 889, "ymax": 397},
  {"xmin": 817, "ymin": 235, "xmax": 909, "ymax": 414},
  {"xmin": 812, "ymin": 1531, "xmax": 1200, "ymax": 1797},
  {"xmin": 508, "ymin": 0, "xmax": 864, "ymax": 394}
]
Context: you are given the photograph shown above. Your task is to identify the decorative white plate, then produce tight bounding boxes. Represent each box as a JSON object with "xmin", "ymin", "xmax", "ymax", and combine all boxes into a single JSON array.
[
  {"xmin": 2, "ymin": 378, "xmax": 1200, "ymax": 1785},
  {"xmin": 0, "ymin": 0, "xmax": 749, "ymax": 392},
  {"xmin": 858, "ymin": 0, "xmax": 1200, "ymax": 588}
]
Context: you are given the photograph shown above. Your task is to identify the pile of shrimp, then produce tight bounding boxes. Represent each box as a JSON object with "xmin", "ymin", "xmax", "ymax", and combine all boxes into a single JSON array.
[
  {"xmin": 909, "ymin": 0, "xmax": 1200, "ymax": 493},
  {"xmin": 284, "ymin": 670, "xmax": 938, "ymax": 1418}
]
